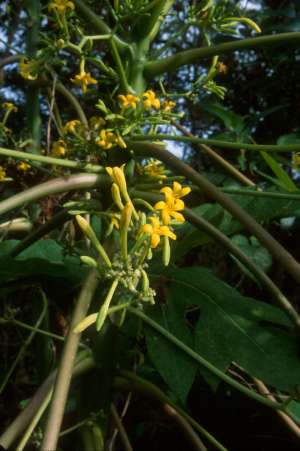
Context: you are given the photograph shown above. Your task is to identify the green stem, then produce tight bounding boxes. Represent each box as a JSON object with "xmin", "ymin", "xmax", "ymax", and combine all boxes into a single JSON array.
[
  {"xmin": 0, "ymin": 146, "xmax": 104, "ymax": 172},
  {"xmin": 128, "ymin": 307, "xmax": 283, "ymax": 410},
  {"xmin": 0, "ymin": 173, "xmax": 108, "ymax": 217},
  {"xmin": 1, "ymin": 317, "xmax": 68, "ymax": 343},
  {"xmin": 134, "ymin": 0, "xmax": 175, "ymax": 42},
  {"xmin": 16, "ymin": 388, "xmax": 53, "ymax": 451},
  {"xmin": 0, "ymin": 54, "xmax": 22, "ymax": 69},
  {"xmin": 25, "ymin": 0, "xmax": 41, "ymax": 153},
  {"xmin": 0, "ymin": 351, "xmax": 94, "ymax": 449},
  {"xmin": 56, "ymin": 82, "xmax": 88, "ymax": 126},
  {"xmin": 130, "ymin": 134, "xmax": 300, "ymax": 152},
  {"xmin": 132, "ymin": 190, "xmax": 300, "ymax": 330},
  {"xmin": 0, "ymin": 218, "xmax": 32, "ymax": 235},
  {"xmin": 144, "ymin": 32, "xmax": 300, "ymax": 77},
  {"xmin": 110, "ymin": 39, "xmax": 129, "ymax": 93},
  {"xmin": 220, "ymin": 187, "xmax": 300, "ymax": 200},
  {"xmin": 0, "ymin": 289, "xmax": 47, "ymax": 395},
  {"xmin": 163, "ymin": 404, "xmax": 208, "ymax": 451},
  {"xmin": 74, "ymin": 0, "xmax": 131, "ymax": 54},
  {"xmin": 172, "ymin": 121, "xmax": 255, "ymax": 187},
  {"xmin": 115, "ymin": 372, "xmax": 228, "ymax": 451},
  {"xmin": 131, "ymin": 141, "xmax": 300, "ymax": 285},
  {"xmin": 110, "ymin": 404, "xmax": 133, "ymax": 451},
  {"xmin": 41, "ymin": 270, "xmax": 99, "ymax": 451}
]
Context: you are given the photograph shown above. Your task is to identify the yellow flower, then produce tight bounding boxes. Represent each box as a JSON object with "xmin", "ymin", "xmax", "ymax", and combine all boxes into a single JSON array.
[
  {"xmin": 162, "ymin": 100, "xmax": 176, "ymax": 112},
  {"xmin": 17, "ymin": 161, "xmax": 31, "ymax": 172},
  {"xmin": 217, "ymin": 62, "xmax": 228, "ymax": 75},
  {"xmin": 3, "ymin": 102, "xmax": 18, "ymax": 112},
  {"xmin": 143, "ymin": 90, "xmax": 160, "ymax": 109},
  {"xmin": 19, "ymin": 58, "xmax": 38, "ymax": 80},
  {"xmin": 52, "ymin": 139, "xmax": 67, "ymax": 156},
  {"xmin": 143, "ymin": 159, "xmax": 167, "ymax": 179},
  {"xmin": 155, "ymin": 182, "xmax": 190, "ymax": 225},
  {"xmin": 96, "ymin": 129, "xmax": 116, "ymax": 150},
  {"xmin": 141, "ymin": 216, "xmax": 176, "ymax": 248},
  {"xmin": 96, "ymin": 130, "xmax": 126, "ymax": 149},
  {"xmin": 118, "ymin": 94, "xmax": 139, "ymax": 109},
  {"xmin": 63, "ymin": 120, "xmax": 81, "ymax": 134},
  {"xmin": 160, "ymin": 181, "xmax": 191, "ymax": 200},
  {"xmin": 154, "ymin": 196, "xmax": 185, "ymax": 225},
  {"xmin": 71, "ymin": 70, "xmax": 97, "ymax": 94},
  {"xmin": 48, "ymin": 0, "xmax": 74, "ymax": 15},
  {"xmin": 0, "ymin": 166, "xmax": 6, "ymax": 181},
  {"xmin": 292, "ymin": 153, "xmax": 300, "ymax": 166}
]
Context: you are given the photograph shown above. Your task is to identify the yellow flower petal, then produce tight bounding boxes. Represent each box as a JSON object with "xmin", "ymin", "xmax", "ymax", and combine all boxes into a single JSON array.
[{"xmin": 151, "ymin": 233, "xmax": 160, "ymax": 248}]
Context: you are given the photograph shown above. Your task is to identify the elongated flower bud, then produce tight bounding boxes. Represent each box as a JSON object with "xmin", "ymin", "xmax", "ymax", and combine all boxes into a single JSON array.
[
  {"xmin": 111, "ymin": 183, "xmax": 124, "ymax": 211},
  {"xmin": 76, "ymin": 215, "xmax": 112, "ymax": 267},
  {"xmin": 121, "ymin": 202, "xmax": 132, "ymax": 231},
  {"xmin": 96, "ymin": 278, "xmax": 119, "ymax": 331},
  {"xmin": 80, "ymin": 256, "xmax": 98, "ymax": 268},
  {"xmin": 73, "ymin": 313, "xmax": 97, "ymax": 333}
]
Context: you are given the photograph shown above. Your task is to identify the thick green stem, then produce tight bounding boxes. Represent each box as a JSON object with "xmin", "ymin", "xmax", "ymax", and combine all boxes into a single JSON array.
[
  {"xmin": 128, "ymin": 307, "xmax": 283, "ymax": 410},
  {"xmin": 130, "ymin": 134, "xmax": 300, "ymax": 152},
  {"xmin": 0, "ymin": 351, "xmax": 94, "ymax": 449},
  {"xmin": 41, "ymin": 270, "xmax": 99, "ymax": 451},
  {"xmin": 25, "ymin": 0, "xmax": 41, "ymax": 153},
  {"xmin": 134, "ymin": 0, "xmax": 175, "ymax": 42},
  {"xmin": 0, "ymin": 146, "xmax": 104, "ymax": 172},
  {"xmin": 0, "ymin": 173, "xmax": 108, "ymax": 217},
  {"xmin": 144, "ymin": 32, "xmax": 300, "ymax": 77},
  {"xmin": 131, "ymin": 142, "xmax": 300, "ymax": 285}
]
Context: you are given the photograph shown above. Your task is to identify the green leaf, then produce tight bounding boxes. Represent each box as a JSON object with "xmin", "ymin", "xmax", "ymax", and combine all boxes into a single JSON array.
[
  {"xmin": 164, "ymin": 267, "xmax": 300, "ymax": 392},
  {"xmin": 145, "ymin": 296, "xmax": 197, "ymax": 404},
  {"xmin": 0, "ymin": 239, "xmax": 85, "ymax": 283},
  {"xmin": 260, "ymin": 151, "xmax": 297, "ymax": 192},
  {"xmin": 202, "ymin": 103, "xmax": 248, "ymax": 136},
  {"xmin": 277, "ymin": 133, "xmax": 300, "ymax": 146},
  {"xmin": 286, "ymin": 400, "xmax": 300, "ymax": 423},
  {"xmin": 177, "ymin": 189, "xmax": 300, "ymax": 257},
  {"xmin": 230, "ymin": 234, "xmax": 272, "ymax": 283}
]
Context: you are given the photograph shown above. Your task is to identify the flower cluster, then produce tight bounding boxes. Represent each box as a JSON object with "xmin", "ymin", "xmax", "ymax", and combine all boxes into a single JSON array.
[
  {"xmin": 96, "ymin": 129, "xmax": 126, "ymax": 150},
  {"xmin": 17, "ymin": 162, "xmax": 31, "ymax": 172},
  {"xmin": 72, "ymin": 166, "xmax": 191, "ymax": 335},
  {"xmin": 19, "ymin": 58, "xmax": 39, "ymax": 80},
  {"xmin": 52, "ymin": 139, "xmax": 67, "ymax": 156},
  {"xmin": 117, "ymin": 91, "xmax": 176, "ymax": 112}
]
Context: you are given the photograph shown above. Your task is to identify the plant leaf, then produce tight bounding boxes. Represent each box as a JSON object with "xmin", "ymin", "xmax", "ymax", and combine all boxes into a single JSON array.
[{"xmin": 145, "ymin": 294, "xmax": 197, "ymax": 404}]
